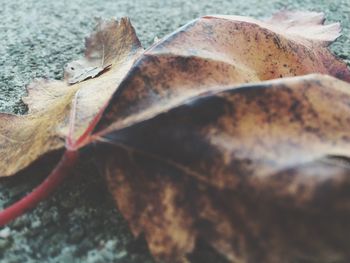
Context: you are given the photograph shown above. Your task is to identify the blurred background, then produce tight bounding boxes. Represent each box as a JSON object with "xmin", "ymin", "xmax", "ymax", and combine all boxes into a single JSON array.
[{"xmin": 0, "ymin": 0, "xmax": 349, "ymax": 262}]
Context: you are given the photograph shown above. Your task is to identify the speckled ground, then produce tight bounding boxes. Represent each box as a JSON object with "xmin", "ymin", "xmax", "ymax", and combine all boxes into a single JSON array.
[{"xmin": 0, "ymin": 0, "xmax": 349, "ymax": 262}]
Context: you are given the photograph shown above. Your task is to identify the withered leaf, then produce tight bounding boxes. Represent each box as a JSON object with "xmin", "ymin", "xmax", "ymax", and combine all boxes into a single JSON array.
[
  {"xmin": 1, "ymin": 10, "xmax": 350, "ymax": 263},
  {"xmin": 92, "ymin": 12, "xmax": 350, "ymax": 263},
  {"xmin": 0, "ymin": 18, "xmax": 143, "ymax": 177},
  {"xmin": 1, "ymin": 11, "xmax": 348, "ymax": 178},
  {"xmin": 94, "ymin": 12, "xmax": 350, "ymax": 133},
  {"xmin": 99, "ymin": 74, "xmax": 350, "ymax": 263}
]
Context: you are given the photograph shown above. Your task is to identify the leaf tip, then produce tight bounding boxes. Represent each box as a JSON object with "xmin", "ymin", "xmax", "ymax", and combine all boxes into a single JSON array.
[
  {"xmin": 266, "ymin": 10, "xmax": 343, "ymax": 46},
  {"xmin": 64, "ymin": 16, "xmax": 142, "ymax": 85}
]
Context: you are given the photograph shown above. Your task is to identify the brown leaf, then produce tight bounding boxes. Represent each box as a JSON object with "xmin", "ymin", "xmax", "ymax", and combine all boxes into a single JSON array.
[
  {"xmin": 1, "ymin": 11, "xmax": 348, "ymax": 177},
  {"xmin": 90, "ymin": 11, "xmax": 350, "ymax": 263},
  {"xmin": 0, "ymin": 18, "xmax": 143, "ymax": 177},
  {"xmin": 98, "ymin": 74, "xmax": 350, "ymax": 263},
  {"xmin": 1, "ymin": 10, "xmax": 350, "ymax": 263},
  {"xmin": 94, "ymin": 11, "xmax": 350, "ymax": 134}
]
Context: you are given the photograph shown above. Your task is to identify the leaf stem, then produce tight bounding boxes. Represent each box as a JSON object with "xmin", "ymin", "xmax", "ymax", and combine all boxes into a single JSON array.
[{"xmin": 0, "ymin": 150, "xmax": 79, "ymax": 227}]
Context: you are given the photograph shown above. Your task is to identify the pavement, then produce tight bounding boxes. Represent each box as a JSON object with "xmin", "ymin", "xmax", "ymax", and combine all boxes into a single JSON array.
[{"xmin": 0, "ymin": 0, "xmax": 349, "ymax": 262}]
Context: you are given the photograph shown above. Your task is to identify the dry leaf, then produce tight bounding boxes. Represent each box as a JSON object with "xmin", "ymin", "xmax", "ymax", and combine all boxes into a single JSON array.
[
  {"xmin": 99, "ymin": 74, "xmax": 350, "ymax": 263},
  {"xmin": 1, "ymin": 10, "xmax": 350, "ymax": 263},
  {"xmin": 92, "ymin": 12, "xmax": 350, "ymax": 262},
  {"xmin": 94, "ymin": 12, "xmax": 350, "ymax": 133},
  {"xmin": 1, "ymin": 12, "xmax": 348, "ymax": 178},
  {"xmin": 0, "ymin": 17, "xmax": 143, "ymax": 177}
]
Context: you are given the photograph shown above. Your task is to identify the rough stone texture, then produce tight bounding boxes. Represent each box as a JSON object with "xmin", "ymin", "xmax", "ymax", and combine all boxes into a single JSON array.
[{"xmin": 0, "ymin": 0, "xmax": 349, "ymax": 262}]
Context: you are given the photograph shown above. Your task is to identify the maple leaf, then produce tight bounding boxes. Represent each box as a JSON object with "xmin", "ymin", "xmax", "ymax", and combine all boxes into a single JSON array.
[{"xmin": 1, "ymin": 10, "xmax": 350, "ymax": 263}]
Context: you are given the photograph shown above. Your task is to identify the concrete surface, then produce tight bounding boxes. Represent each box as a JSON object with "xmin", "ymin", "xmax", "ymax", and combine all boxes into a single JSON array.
[{"xmin": 0, "ymin": 0, "xmax": 349, "ymax": 262}]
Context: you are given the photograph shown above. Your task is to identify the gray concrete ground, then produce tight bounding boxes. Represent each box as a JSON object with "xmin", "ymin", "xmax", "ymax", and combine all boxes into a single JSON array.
[{"xmin": 0, "ymin": 0, "xmax": 349, "ymax": 262}]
